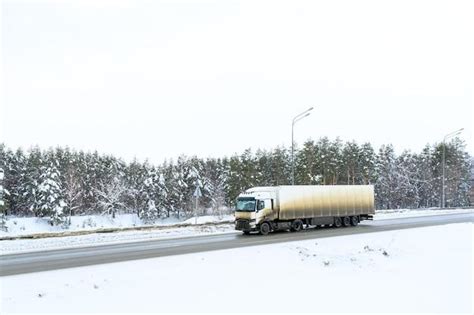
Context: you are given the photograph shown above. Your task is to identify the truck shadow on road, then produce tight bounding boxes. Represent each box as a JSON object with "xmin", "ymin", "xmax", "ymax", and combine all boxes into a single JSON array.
[{"xmin": 236, "ymin": 224, "xmax": 371, "ymax": 237}]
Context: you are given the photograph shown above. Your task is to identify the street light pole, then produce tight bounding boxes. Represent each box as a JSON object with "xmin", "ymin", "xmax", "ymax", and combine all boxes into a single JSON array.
[
  {"xmin": 441, "ymin": 128, "xmax": 464, "ymax": 208},
  {"xmin": 291, "ymin": 107, "xmax": 314, "ymax": 185}
]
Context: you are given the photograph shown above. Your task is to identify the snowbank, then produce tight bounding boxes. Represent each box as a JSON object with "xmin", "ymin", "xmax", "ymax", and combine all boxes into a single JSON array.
[
  {"xmin": 374, "ymin": 208, "xmax": 473, "ymax": 219},
  {"xmin": 0, "ymin": 223, "xmax": 237, "ymax": 254},
  {"xmin": 0, "ymin": 214, "xmax": 233, "ymax": 237},
  {"xmin": 2, "ymin": 214, "xmax": 145, "ymax": 236},
  {"xmin": 1, "ymin": 223, "xmax": 472, "ymax": 313}
]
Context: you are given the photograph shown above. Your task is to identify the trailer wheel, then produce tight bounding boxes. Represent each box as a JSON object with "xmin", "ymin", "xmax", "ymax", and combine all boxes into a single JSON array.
[
  {"xmin": 342, "ymin": 216, "xmax": 351, "ymax": 227},
  {"xmin": 259, "ymin": 222, "xmax": 271, "ymax": 235},
  {"xmin": 290, "ymin": 220, "xmax": 304, "ymax": 232},
  {"xmin": 350, "ymin": 216, "xmax": 359, "ymax": 226},
  {"xmin": 333, "ymin": 217, "xmax": 342, "ymax": 228}
]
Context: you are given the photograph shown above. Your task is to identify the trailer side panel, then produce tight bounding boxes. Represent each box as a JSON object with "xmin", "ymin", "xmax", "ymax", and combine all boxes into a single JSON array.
[{"xmin": 278, "ymin": 185, "xmax": 375, "ymax": 220}]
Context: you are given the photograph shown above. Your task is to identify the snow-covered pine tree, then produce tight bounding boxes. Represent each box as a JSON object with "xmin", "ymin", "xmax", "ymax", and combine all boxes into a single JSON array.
[
  {"xmin": 227, "ymin": 155, "xmax": 245, "ymax": 204},
  {"xmin": 185, "ymin": 157, "xmax": 204, "ymax": 216},
  {"xmin": 396, "ymin": 150, "xmax": 420, "ymax": 208},
  {"xmin": 80, "ymin": 151, "xmax": 101, "ymax": 215},
  {"xmin": 54, "ymin": 147, "xmax": 77, "ymax": 221},
  {"xmin": 169, "ymin": 157, "xmax": 188, "ymax": 218},
  {"xmin": 255, "ymin": 149, "xmax": 272, "ymax": 186},
  {"xmin": 342, "ymin": 141, "xmax": 360, "ymax": 185},
  {"xmin": 375, "ymin": 144, "xmax": 398, "ymax": 209},
  {"xmin": 37, "ymin": 152, "xmax": 67, "ymax": 225},
  {"xmin": 416, "ymin": 145, "xmax": 437, "ymax": 207},
  {"xmin": 3, "ymin": 148, "xmax": 29, "ymax": 216},
  {"xmin": 24, "ymin": 146, "xmax": 44, "ymax": 217},
  {"xmin": 123, "ymin": 159, "xmax": 147, "ymax": 217},
  {"xmin": 155, "ymin": 170, "xmax": 168, "ymax": 218},
  {"xmin": 295, "ymin": 140, "xmax": 319, "ymax": 185},
  {"xmin": 0, "ymin": 145, "xmax": 7, "ymax": 215},
  {"xmin": 359, "ymin": 142, "xmax": 376, "ymax": 185},
  {"xmin": 316, "ymin": 137, "xmax": 330, "ymax": 185},
  {"xmin": 328, "ymin": 138, "xmax": 343, "ymax": 184},
  {"xmin": 203, "ymin": 158, "xmax": 228, "ymax": 217},
  {"xmin": 218, "ymin": 157, "xmax": 233, "ymax": 206},
  {"xmin": 0, "ymin": 145, "xmax": 10, "ymax": 218},
  {"xmin": 272, "ymin": 146, "xmax": 291, "ymax": 186},
  {"xmin": 160, "ymin": 160, "xmax": 175, "ymax": 217},
  {"xmin": 240, "ymin": 149, "xmax": 258, "ymax": 190},
  {"xmin": 140, "ymin": 162, "xmax": 160, "ymax": 223},
  {"xmin": 0, "ymin": 166, "xmax": 7, "ymax": 231},
  {"xmin": 443, "ymin": 138, "xmax": 471, "ymax": 207}
]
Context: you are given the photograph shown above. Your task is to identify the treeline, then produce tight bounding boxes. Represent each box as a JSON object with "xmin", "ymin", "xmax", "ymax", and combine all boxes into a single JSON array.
[{"xmin": 0, "ymin": 138, "xmax": 471, "ymax": 226}]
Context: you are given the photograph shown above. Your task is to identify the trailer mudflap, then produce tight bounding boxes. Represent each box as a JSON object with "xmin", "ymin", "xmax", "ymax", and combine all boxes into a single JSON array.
[{"xmin": 359, "ymin": 214, "xmax": 374, "ymax": 221}]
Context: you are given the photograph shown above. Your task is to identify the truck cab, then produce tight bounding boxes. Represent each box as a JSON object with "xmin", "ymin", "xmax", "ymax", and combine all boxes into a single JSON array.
[{"xmin": 234, "ymin": 187, "xmax": 277, "ymax": 234}]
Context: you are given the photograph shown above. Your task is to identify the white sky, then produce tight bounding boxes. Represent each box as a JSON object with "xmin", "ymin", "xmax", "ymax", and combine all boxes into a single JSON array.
[{"xmin": 1, "ymin": 0, "xmax": 473, "ymax": 163}]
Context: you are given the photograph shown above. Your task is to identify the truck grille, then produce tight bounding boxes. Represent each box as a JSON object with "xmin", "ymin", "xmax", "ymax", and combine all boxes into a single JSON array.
[{"xmin": 235, "ymin": 219, "xmax": 250, "ymax": 230}]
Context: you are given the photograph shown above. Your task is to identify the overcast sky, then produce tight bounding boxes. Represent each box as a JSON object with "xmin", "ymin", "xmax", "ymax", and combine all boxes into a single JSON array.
[{"xmin": 1, "ymin": 0, "xmax": 473, "ymax": 164}]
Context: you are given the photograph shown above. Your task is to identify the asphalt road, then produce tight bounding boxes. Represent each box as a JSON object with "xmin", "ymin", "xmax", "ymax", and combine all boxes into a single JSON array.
[{"xmin": 1, "ymin": 213, "xmax": 472, "ymax": 276}]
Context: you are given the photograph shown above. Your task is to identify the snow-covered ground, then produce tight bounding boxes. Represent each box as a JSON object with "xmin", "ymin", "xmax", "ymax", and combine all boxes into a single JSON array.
[
  {"xmin": 1, "ymin": 209, "xmax": 472, "ymax": 254},
  {"xmin": 1, "ymin": 223, "xmax": 472, "ymax": 313}
]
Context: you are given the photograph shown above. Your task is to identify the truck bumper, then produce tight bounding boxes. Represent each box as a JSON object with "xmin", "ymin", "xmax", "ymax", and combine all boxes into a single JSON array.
[{"xmin": 235, "ymin": 219, "xmax": 257, "ymax": 232}]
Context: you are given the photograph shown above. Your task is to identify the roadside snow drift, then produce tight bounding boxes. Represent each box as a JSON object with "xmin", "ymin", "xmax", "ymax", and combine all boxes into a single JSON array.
[
  {"xmin": 0, "ymin": 214, "xmax": 234, "ymax": 237},
  {"xmin": 1, "ymin": 223, "xmax": 472, "ymax": 313}
]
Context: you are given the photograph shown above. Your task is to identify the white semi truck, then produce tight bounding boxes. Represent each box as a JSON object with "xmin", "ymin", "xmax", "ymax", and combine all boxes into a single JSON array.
[{"xmin": 234, "ymin": 185, "xmax": 375, "ymax": 235}]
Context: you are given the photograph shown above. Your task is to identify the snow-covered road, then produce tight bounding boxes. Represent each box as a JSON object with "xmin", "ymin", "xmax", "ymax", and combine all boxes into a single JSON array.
[{"xmin": 1, "ymin": 222, "xmax": 472, "ymax": 313}]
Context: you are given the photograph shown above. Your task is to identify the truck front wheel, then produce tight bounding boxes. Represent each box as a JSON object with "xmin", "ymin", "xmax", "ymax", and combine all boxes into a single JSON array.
[{"xmin": 259, "ymin": 222, "xmax": 271, "ymax": 235}]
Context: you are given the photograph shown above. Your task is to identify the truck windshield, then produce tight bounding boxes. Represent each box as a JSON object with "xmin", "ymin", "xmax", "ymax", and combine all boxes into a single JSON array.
[{"xmin": 236, "ymin": 198, "xmax": 256, "ymax": 211}]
